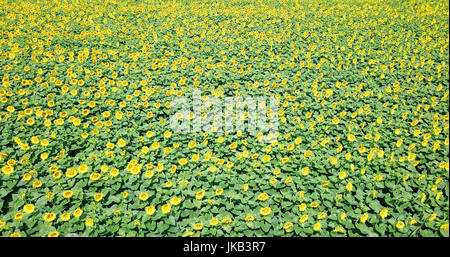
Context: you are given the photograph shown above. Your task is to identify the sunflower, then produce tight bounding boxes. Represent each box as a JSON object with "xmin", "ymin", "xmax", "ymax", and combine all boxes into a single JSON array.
[
  {"xmin": 161, "ymin": 204, "xmax": 171, "ymax": 214},
  {"xmin": 44, "ymin": 213, "xmax": 56, "ymax": 222},
  {"xmin": 117, "ymin": 139, "xmax": 126, "ymax": 147},
  {"xmin": 259, "ymin": 207, "xmax": 272, "ymax": 216}
]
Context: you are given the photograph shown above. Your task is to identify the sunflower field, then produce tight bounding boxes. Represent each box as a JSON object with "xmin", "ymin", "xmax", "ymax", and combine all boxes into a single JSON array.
[{"xmin": 0, "ymin": 0, "xmax": 449, "ymax": 237}]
